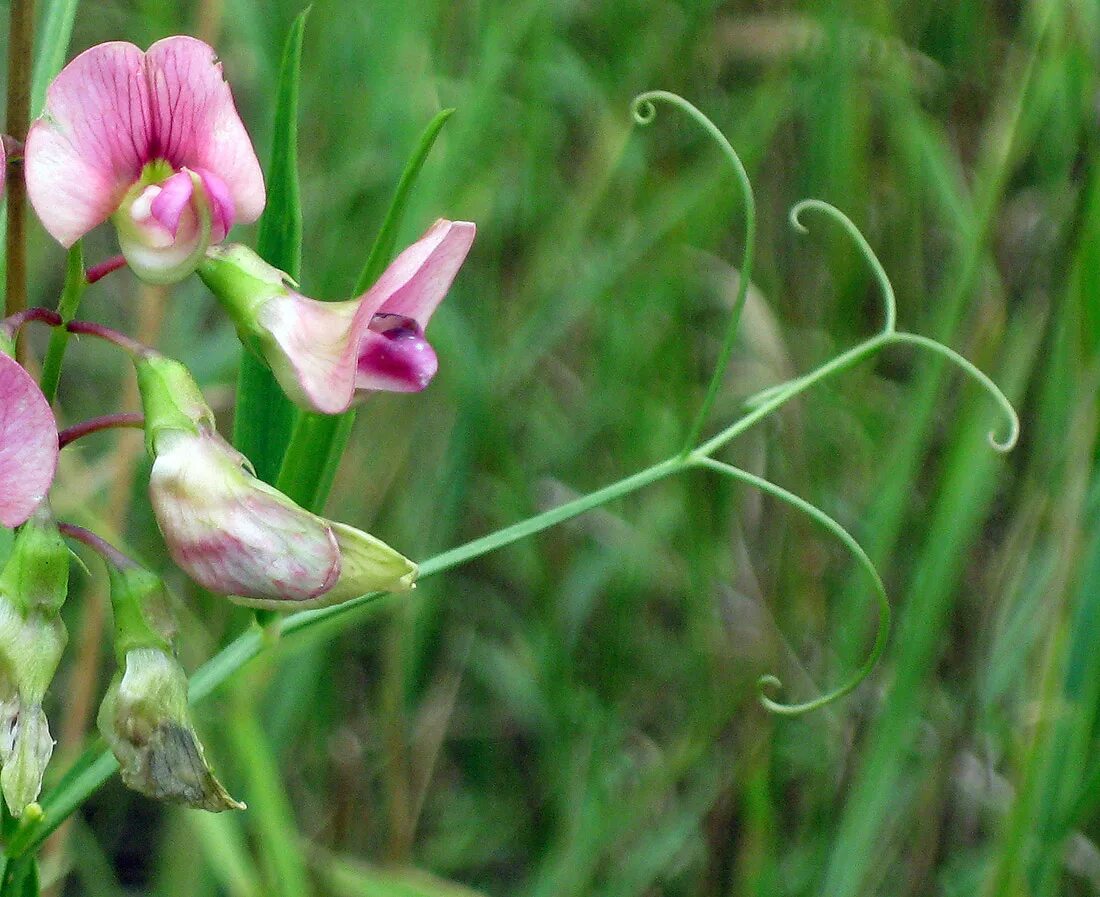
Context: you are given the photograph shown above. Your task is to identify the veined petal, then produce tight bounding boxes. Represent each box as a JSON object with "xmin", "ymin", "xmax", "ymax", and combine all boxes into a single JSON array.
[
  {"xmin": 258, "ymin": 294, "xmax": 364, "ymax": 415},
  {"xmin": 148, "ymin": 431, "xmax": 341, "ymax": 600},
  {"xmin": 25, "ymin": 42, "xmax": 152, "ymax": 247},
  {"xmin": 144, "ymin": 37, "xmax": 265, "ymax": 226},
  {"xmin": 0, "ymin": 354, "xmax": 58, "ymax": 528},
  {"xmin": 368, "ymin": 219, "xmax": 476, "ymax": 327}
]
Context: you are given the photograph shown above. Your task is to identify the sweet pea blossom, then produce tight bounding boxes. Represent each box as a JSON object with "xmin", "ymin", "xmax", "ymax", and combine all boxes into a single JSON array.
[
  {"xmin": 135, "ymin": 352, "xmax": 416, "ymax": 607},
  {"xmin": 199, "ymin": 218, "xmax": 475, "ymax": 413},
  {"xmin": 0, "ymin": 348, "xmax": 59, "ymax": 529},
  {"xmin": 26, "ymin": 37, "xmax": 264, "ymax": 284}
]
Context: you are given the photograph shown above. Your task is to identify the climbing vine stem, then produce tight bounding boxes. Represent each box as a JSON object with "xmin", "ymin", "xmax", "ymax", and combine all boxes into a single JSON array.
[{"xmin": 10, "ymin": 91, "xmax": 1021, "ymax": 852}]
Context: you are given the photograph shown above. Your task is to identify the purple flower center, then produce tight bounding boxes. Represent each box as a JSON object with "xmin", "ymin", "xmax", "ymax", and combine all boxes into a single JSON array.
[{"xmin": 358, "ymin": 314, "xmax": 439, "ymax": 392}]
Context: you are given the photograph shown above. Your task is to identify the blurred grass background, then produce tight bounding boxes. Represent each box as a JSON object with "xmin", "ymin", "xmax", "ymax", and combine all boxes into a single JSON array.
[{"xmin": 12, "ymin": 0, "xmax": 1100, "ymax": 893}]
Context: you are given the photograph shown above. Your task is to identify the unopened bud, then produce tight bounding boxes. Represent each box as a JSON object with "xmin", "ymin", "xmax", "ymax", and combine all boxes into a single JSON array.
[
  {"xmin": 99, "ymin": 561, "xmax": 242, "ymax": 811},
  {"xmin": 0, "ymin": 506, "xmax": 68, "ymax": 815},
  {"xmin": 99, "ymin": 647, "xmax": 243, "ymax": 811}
]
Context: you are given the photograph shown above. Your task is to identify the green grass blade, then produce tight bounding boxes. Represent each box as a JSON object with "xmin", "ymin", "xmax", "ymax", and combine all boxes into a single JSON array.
[
  {"xmin": 30, "ymin": 0, "xmax": 79, "ymax": 115},
  {"xmin": 276, "ymin": 108, "xmax": 455, "ymax": 512},
  {"xmin": 228, "ymin": 680, "xmax": 313, "ymax": 897},
  {"xmin": 233, "ymin": 6, "xmax": 309, "ymax": 484}
]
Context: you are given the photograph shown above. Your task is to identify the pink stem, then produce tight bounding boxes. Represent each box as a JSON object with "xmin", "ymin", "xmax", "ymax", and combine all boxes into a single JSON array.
[
  {"xmin": 57, "ymin": 522, "xmax": 138, "ymax": 571},
  {"xmin": 85, "ymin": 255, "xmax": 127, "ymax": 285},
  {"xmin": 58, "ymin": 412, "xmax": 144, "ymax": 449},
  {"xmin": 67, "ymin": 319, "xmax": 147, "ymax": 356},
  {"xmin": 1, "ymin": 306, "xmax": 61, "ymax": 340}
]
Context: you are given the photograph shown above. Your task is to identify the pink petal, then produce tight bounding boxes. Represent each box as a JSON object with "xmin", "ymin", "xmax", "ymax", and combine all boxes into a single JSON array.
[
  {"xmin": 355, "ymin": 317, "xmax": 439, "ymax": 393},
  {"xmin": 370, "ymin": 220, "xmax": 476, "ymax": 326},
  {"xmin": 148, "ymin": 169, "xmax": 194, "ymax": 236},
  {"xmin": 196, "ymin": 168, "xmax": 234, "ymax": 241},
  {"xmin": 144, "ymin": 37, "xmax": 265, "ymax": 226},
  {"xmin": 25, "ymin": 42, "xmax": 152, "ymax": 247},
  {"xmin": 258, "ymin": 295, "xmax": 363, "ymax": 415},
  {"xmin": 256, "ymin": 221, "xmax": 473, "ymax": 413},
  {"xmin": 149, "ymin": 432, "xmax": 341, "ymax": 600},
  {"xmin": 0, "ymin": 137, "xmax": 6, "ymax": 199},
  {"xmin": 0, "ymin": 354, "xmax": 58, "ymax": 528}
]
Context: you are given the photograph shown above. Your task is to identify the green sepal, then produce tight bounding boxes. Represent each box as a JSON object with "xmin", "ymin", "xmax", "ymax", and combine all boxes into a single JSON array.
[
  {"xmin": 198, "ymin": 244, "xmax": 291, "ymax": 356},
  {"xmin": 106, "ymin": 565, "xmax": 174, "ymax": 662},
  {"xmin": 134, "ymin": 353, "xmax": 214, "ymax": 455},
  {"xmin": 0, "ymin": 507, "xmax": 67, "ymax": 616}
]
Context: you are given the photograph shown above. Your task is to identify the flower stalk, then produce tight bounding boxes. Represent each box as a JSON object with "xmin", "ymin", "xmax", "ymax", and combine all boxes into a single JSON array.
[
  {"xmin": 57, "ymin": 414, "xmax": 145, "ymax": 450},
  {"xmin": 5, "ymin": 0, "xmax": 33, "ymax": 340}
]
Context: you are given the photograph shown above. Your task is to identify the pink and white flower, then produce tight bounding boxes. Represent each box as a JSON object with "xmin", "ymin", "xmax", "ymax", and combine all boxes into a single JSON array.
[
  {"xmin": 26, "ymin": 37, "xmax": 264, "ymax": 284},
  {"xmin": 200, "ymin": 219, "xmax": 475, "ymax": 413},
  {"xmin": 136, "ymin": 352, "xmax": 417, "ymax": 607}
]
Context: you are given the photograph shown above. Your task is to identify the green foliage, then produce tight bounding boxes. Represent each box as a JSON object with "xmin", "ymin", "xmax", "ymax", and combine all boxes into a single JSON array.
[
  {"xmin": 276, "ymin": 107, "xmax": 456, "ymax": 513},
  {"xmin": 233, "ymin": 7, "xmax": 309, "ymax": 484},
  {"xmin": 25, "ymin": 0, "xmax": 1100, "ymax": 895}
]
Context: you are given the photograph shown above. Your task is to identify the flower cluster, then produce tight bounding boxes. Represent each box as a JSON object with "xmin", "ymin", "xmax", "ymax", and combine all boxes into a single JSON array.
[{"xmin": 0, "ymin": 35, "xmax": 474, "ymax": 815}]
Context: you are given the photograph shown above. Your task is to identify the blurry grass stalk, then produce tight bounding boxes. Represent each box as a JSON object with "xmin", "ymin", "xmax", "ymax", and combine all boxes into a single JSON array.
[
  {"xmin": 821, "ymin": 2, "xmax": 1059, "ymax": 892},
  {"xmin": 5, "ymin": 0, "xmax": 33, "ymax": 362}
]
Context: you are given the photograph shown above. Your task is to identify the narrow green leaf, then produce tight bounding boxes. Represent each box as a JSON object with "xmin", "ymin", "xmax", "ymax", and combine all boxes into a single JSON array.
[
  {"xmin": 353, "ymin": 108, "xmax": 455, "ymax": 294},
  {"xmin": 0, "ymin": 854, "xmax": 37, "ymax": 897},
  {"xmin": 233, "ymin": 7, "xmax": 309, "ymax": 484},
  {"xmin": 276, "ymin": 108, "xmax": 455, "ymax": 512},
  {"xmin": 30, "ymin": 0, "xmax": 80, "ymax": 115},
  {"xmin": 38, "ymin": 242, "xmax": 85, "ymax": 403},
  {"xmin": 228, "ymin": 683, "xmax": 313, "ymax": 897}
]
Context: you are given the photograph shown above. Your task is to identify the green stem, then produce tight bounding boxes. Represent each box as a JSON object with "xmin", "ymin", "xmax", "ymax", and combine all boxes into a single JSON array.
[
  {"xmin": 38, "ymin": 244, "xmax": 86, "ymax": 403},
  {"xmin": 4, "ymin": 0, "xmax": 33, "ymax": 332},
  {"xmin": 14, "ymin": 455, "xmax": 686, "ymax": 854},
  {"xmin": 629, "ymin": 91, "xmax": 757, "ymax": 458},
  {"xmin": 695, "ymin": 333, "xmax": 890, "ymax": 458},
  {"xmin": 10, "ymin": 313, "xmax": 1021, "ymax": 850},
  {"xmin": 689, "ymin": 456, "xmax": 890, "ymax": 715}
]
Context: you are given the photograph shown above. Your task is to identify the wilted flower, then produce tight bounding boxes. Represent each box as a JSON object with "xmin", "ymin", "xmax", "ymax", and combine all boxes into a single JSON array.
[
  {"xmin": 199, "ymin": 218, "xmax": 475, "ymax": 413},
  {"xmin": 136, "ymin": 352, "xmax": 417, "ymax": 607},
  {"xmin": 0, "ymin": 343, "xmax": 59, "ymax": 529},
  {"xmin": 26, "ymin": 36, "xmax": 264, "ymax": 284},
  {"xmin": 97, "ymin": 561, "xmax": 242, "ymax": 811},
  {"xmin": 0, "ymin": 505, "xmax": 69, "ymax": 815}
]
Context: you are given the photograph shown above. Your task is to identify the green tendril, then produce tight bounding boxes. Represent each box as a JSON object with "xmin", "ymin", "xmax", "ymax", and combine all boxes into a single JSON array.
[
  {"xmin": 789, "ymin": 199, "xmax": 897, "ymax": 334},
  {"xmin": 630, "ymin": 90, "xmax": 757, "ymax": 457},
  {"xmin": 887, "ymin": 331, "xmax": 1020, "ymax": 452},
  {"xmin": 692, "ymin": 456, "xmax": 890, "ymax": 716}
]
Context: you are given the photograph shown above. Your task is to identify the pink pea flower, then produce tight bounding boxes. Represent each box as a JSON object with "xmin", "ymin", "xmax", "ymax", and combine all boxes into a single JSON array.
[
  {"xmin": 199, "ymin": 219, "xmax": 475, "ymax": 413},
  {"xmin": 0, "ymin": 352, "xmax": 59, "ymax": 529},
  {"xmin": 135, "ymin": 352, "xmax": 417, "ymax": 608},
  {"xmin": 26, "ymin": 37, "xmax": 264, "ymax": 284}
]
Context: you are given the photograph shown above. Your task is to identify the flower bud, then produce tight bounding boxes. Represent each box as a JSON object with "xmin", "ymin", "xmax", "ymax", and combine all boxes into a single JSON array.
[
  {"xmin": 134, "ymin": 353, "xmax": 417, "ymax": 606},
  {"xmin": 0, "ymin": 505, "xmax": 68, "ymax": 815},
  {"xmin": 198, "ymin": 218, "xmax": 475, "ymax": 414},
  {"xmin": 98, "ymin": 562, "xmax": 242, "ymax": 811}
]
